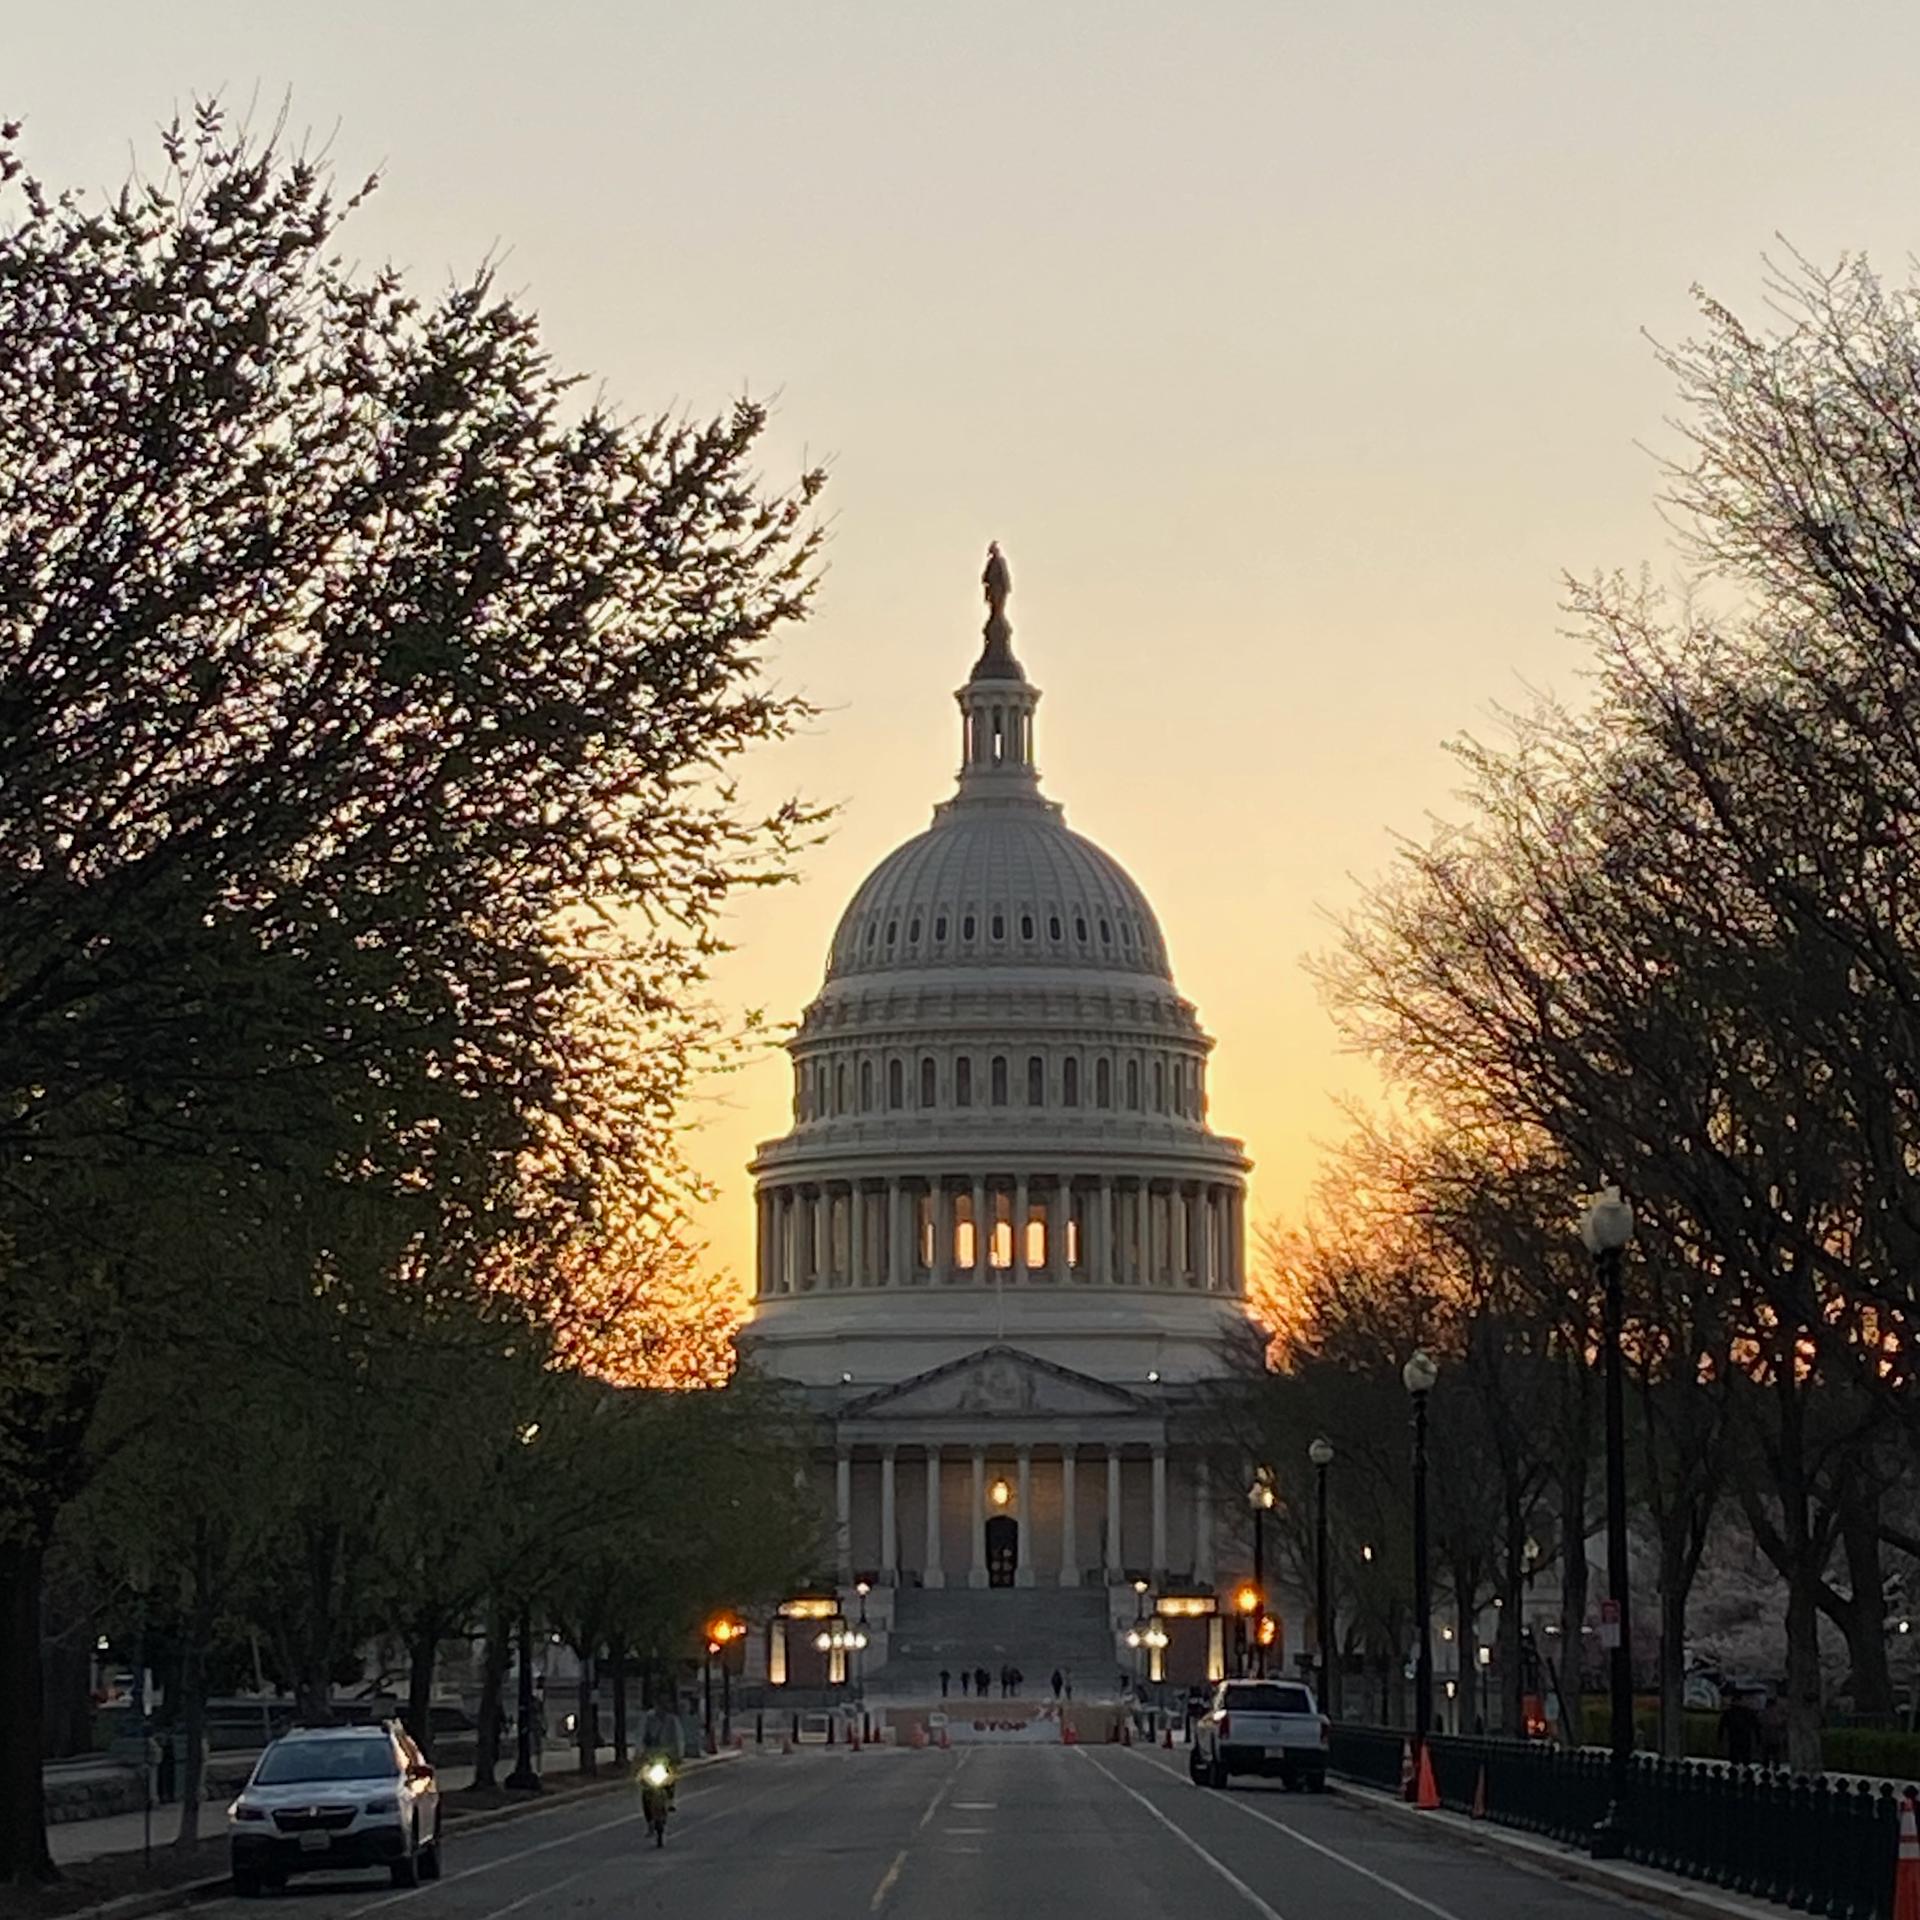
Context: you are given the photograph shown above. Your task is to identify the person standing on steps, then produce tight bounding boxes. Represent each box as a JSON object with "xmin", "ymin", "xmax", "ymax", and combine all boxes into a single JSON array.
[
  {"xmin": 1051, "ymin": 1668, "xmax": 1064, "ymax": 1701},
  {"xmin": 959, "ymin": 1668, "xmax": 970, "ymax": 1698},
  {"xmin": 976, "ymin": 1665, "xmax": 990, "ymax": 1699},
  {"xmin": 940, "ymin": 1669, "xmax": 951, "ymax": 1699}
]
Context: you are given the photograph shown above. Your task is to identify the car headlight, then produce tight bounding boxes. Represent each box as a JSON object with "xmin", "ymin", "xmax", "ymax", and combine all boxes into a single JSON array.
[
  {"xmin": 229, "ymin": 1801, "xmax": 268, "ymax": 1823},
  {"xmin": 363, "ymin": 1795, "xmax": 400, "ymax": 1816}
]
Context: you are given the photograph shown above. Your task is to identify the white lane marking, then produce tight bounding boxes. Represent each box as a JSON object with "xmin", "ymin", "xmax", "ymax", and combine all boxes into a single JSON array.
[
  {"xmin": 340, "ymin": 1771, "xmax": 778, "ymax": 1916},
  {"xmin": 951, "ymin": 1800, "xmax": 997, "ymax": 1810},
  {"xmin": 1079, "ymin": 1753, "xmax": 1290, "ymax": 1920},
  {"xmin": 869, "ymin": 1849, "xmax": 907, "ymax": 1911},
  {"xmin": 1124, "ymin": 1750, "xmax": 1471, "ymax": 1920},
  {"xmin": 871, "ymin": 1750, "xmax": 965, "ymax": 1912}
]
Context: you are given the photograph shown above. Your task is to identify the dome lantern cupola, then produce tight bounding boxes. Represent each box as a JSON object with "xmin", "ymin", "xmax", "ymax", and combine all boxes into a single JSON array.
[{"xmin": 954, "ymin": 542, "xmax": 1042, "ymax": 806}]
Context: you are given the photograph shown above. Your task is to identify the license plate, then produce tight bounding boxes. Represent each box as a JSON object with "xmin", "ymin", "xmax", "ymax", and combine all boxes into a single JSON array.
[
  {"xmin": 298, "ymin": 1832, "xmax": 330, "ymax": 1852},
  {"xmin": 1266, "ymin": 1746, "xmax": 1289, "ymax": 1759}
]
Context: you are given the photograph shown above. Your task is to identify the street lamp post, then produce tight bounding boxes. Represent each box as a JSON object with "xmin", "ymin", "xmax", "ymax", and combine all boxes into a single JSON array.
[
  {"xmin": 1247, "ymin": 1467, "xmax": 1276, "ymax": 1678},
  {"xmin": 505, "ymin": 1605, "xmax": 541, "ymax": 1791},
  {"xmin": 1402, "ymin": 1350, "xmax": 1438, "ymax": 1756},
  {"xmin": 1581, "ymin": 1185, "xmax": 1636, "ymax": 1860},
  {"xmin": 1309, "ymin": 1438, "xmax": 1335, "ymax": 1715}
]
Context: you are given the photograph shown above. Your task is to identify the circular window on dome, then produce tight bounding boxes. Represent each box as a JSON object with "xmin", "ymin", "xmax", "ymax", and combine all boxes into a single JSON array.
[
  {"xmin": 1048, "ymin": 914, "xmax": 1062, "ymax": 941},
  {"xmin": 991, "ymin": 912, "xmax": 1006, "ymax": 941},
  {"xmin": 1075, "ymin": 916, "xmax": 1089, "ymax": 943},
  {"xmin": 963, "ymin": 913, "xmax": 976, "ymax": 940},
  {"xmin": 1019, "ymin": 913, "xmax": 1034, "ymax": 941},
  {"xmin": 934, "ymin": 915, "xmax": 948, "ymax": 941}
]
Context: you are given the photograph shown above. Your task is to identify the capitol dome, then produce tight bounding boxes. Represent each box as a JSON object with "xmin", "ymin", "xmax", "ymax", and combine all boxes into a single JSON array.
[{"xmin": 742, "ymin": 545, "xmax": 1252, "ymax": 1395}]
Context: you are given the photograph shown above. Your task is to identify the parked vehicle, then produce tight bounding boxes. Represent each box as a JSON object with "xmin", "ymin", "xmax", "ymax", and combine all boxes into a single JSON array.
[
  {"xmin": 1189, "ymin": 1680, "xmax": 1330, "ymax": 1791},
  {"xmin": 227, "ymin": 1722, "xmax": 441, "ymax": 1897}
]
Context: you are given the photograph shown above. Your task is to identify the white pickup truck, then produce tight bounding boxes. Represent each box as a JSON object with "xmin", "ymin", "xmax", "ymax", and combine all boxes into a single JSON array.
[{"xmin": 1188, "ymin": 1679, "xmax": 1330, "ymax": 1791}]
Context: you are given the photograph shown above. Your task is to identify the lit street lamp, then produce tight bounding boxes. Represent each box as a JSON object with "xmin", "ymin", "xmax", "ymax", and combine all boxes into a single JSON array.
[
  {"xmin": 1309, "ymin": 1437, "xmax": 1335, "ymax": 1715},
  {"xmin": 1247, "ymin": 1466, "xmax": 1276, "ymax": 1677},
  {"xmin": 1402, "ymin": 1349, "xmax": 1438, "ymax": 1759},
  {"xmin": 1581, "ymin": 1184, "xmax": 1636, "ymax": 1859}
]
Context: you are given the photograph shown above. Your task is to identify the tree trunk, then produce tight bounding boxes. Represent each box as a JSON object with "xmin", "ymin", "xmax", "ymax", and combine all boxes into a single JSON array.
[
  {"xmin": 175, "ymin": 1616, "xmax": 209, "ymax": 1845},
  {"xmin": 575, "ymin": 1650, "xmax": 597, "ymax": 1778},
  {"xmin": 406, "ymin": 1624, "xmax": 439, "ymax": 1761},
  {"xmin": 1557, "ymin": 1464, "xmax": 1590, "ymax": 1743},
  {"xmin": 473, "ymin": 1601, "xmax": 509, "ymax": 1791},
  {"xmin": 1835, "ymin": 1494, "xmax": 1895, "ymax": 1718},
  {"xmin": 1784, "ymin": 1558, "xmax": 1824, "ymax": 1773},
  {"xmin": 1452, "ymin": 1566, "xmax": 1480, "ymax": 1734},
  {"xmin": 1657, "ymin": 1559, "xmax": 1688, "ymax": 1759},
  {"xmin": 609, "ymin": 1644, "xmax": 629, "ymax": 1765},
  {"xmin": 0, "ymin": 1541, "xmax": 53, "ymax": 1883},
  {"xmin": 1500, "ymin": 1512, "xmax": 1525, "ymax": 1737}
]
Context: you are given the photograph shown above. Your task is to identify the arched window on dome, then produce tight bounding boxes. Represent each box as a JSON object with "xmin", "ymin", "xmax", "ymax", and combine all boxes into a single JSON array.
[
  {"xmin": 888, "ymin": 1058, "xmax": 904, "ymax": 1110},
  {"xmin": 1063, "ymin": 1057, "xmax": 1080, "ymax": 1107},
  {"xmin": 1153, "ymin": 1058, "xmax": 1166, "ymax": 1112},
  {"xmin": 886, "ymin": 918, "xmax": 898, "ymax": 947},
  {"xmin": 1027, "ymin": 1054, "xmax": 1045, "ymax": 1106},
  {"xmin": 1020, "ymin": 912, "xmax": 1035, "ymax": 941},
  {"xmin": 835, "ymin": 1062, "xmax": 847, "ymax": 1114},
  {"xmin": 794, "ymin": 1066, "xmax": 805, "ymax": 1121},
  {"xmin": 1125, "ymin": 1058, "xmax": 1140, "ymax": 1111},
  {"xmin": 1049, "ymin": 913, "xmax": 1062, "ymax": 942},
  {"xmin": 1095, "ymin": 1057, "xmax": 1112, "ymax": 1108},
  {"xmin": 991, "ymin": 911, "xmax": 1006, "ymax": 941},
  {"xmin": 934, "ymin": 914, "xmax": 948, "ymax": 942},
  {"xmin": 909, "ymin": 916, "xmax": 922, "ymax": 944},
  {"xmin": 920, "ymin": 1056, "xmax": 936, "ymax": 1108},
  {"xmin": 963, "ymin": 912, "xmax": 977, "ymax": 941},
  {"xmin": 860, "ymin": 1060, "xmax": 874, "ymax": 1112},
  {"xmin": 816, "ymin": 1063, "xmax": 829, "ymax": 1117},
  {"xmin": 1075, "ymin": 915, "xmax": 1088, "ymax": 944},
  {"xmin": 990, "ymin": 1055, "xmax": 1008, "ymax": 1107},
  {"xmin": 1099, "ymin": 918, "xmax": 1113, "ymax": 946},
  {"xmin": 956, "ymin": 1057, "xmax": 973, "ymax": 1107}
]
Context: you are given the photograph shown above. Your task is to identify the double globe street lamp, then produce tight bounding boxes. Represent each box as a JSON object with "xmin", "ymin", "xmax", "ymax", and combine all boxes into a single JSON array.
[
  {"xmin": 1581, "ymin": 1184, "xmax": 1636, "ymax": 1859},
  {"xmin": 1309, "ymin": 1436, "xmax": 1335, "ymax": 1714},
  {"xmin": 1247, "ymin": 1466, "xmax": 1277, "ymax": 1677},
  {"xmin": 1402, "ymin": 1349, "xmax": 1438, "ymax": 1755}
]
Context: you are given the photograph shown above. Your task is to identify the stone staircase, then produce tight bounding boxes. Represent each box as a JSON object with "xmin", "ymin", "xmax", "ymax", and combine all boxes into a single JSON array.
[{"xmin": 871, "ymin": 1586, "xmax": 1118, "ymax": 1699}]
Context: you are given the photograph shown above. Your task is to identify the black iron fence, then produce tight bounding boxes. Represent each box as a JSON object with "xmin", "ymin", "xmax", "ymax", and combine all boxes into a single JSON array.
[{"xmin": 1329, "ymin": 1725, "xmax": 1905, "ymax": 1920}]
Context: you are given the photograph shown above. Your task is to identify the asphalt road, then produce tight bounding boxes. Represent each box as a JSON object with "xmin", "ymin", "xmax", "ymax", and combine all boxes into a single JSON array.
[{"xmin": 198, "ymin": 1744, "xmax": 1650, "ymax": 1919}]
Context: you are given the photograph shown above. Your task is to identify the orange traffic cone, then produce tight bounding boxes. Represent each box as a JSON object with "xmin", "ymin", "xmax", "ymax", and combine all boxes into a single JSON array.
[
  {"xmin": 909, "ymin": 1725, "xmax": 927, "ymax": 1749},
  {"xmin": 1414, "ymin": 1742, "xmax": 1441, "ymax": 1812},
  {"xmin": 1470, "ymin": 1764, "xmax": 1488, "ymax": 1821},
  {"xmin": 1895, "ymin": 1794, "xmax": 1920, "ymax": 1920},
  {"xmin": 1399, "ymin": 1738, "xmax": 1415, "ymax": 1802},
  {"xmin": 938, "ymin": 1725, "xmax": 951, "ymax": 1750},
  {"xmin": 1061, "ymin": 1718, "xmax": 1078, "ymax": 1746}
]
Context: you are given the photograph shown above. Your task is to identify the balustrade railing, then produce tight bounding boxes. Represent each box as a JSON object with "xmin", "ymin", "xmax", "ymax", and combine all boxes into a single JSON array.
[{"xmin": 1327, "ymin": 1726, "xmax": 1905, "ymax": 1920}]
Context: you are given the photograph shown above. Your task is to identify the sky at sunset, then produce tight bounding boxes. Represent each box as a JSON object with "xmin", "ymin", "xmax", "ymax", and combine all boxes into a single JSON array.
[{"xmin": 15, "ymin": 2, "xmax": 1920, "ymax": 1296}]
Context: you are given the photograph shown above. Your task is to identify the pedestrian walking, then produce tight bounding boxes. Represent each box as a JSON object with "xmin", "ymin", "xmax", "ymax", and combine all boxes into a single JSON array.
[
  {"xmin": 959, "ymin": 1668, "xmax": 970, "ymax": 1698},
  {"xmin": 1012, "ymin": 1666, "xmax": 1024, "ymax": 1696},
  {"xmin": 940, "ymin": 1668, "xmax": 951, "ymax": 1699},
  {"xmin": 975, "ymin": 1665, "xmax": 990, "ymax": 1699},
  {"xmin": 1051, "ymin": 1668, "xmax": 1064, "ymax": 1701},
  {"xmin": 999, "ymin": 1663, "xmax": 1011, "ymax": 1698}
]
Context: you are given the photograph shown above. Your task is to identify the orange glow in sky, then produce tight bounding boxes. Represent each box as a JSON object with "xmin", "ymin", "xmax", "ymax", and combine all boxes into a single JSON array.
[{"xmin": 14, "ymin": 2, "xmax": 1920, "ymax": 1300}]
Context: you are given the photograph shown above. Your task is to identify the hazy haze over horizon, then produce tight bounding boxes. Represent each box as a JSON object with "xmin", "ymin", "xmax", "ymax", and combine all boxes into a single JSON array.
[{"xmin": 15, "ymin": 0, "xmax": 1920, "ymax": 1295}]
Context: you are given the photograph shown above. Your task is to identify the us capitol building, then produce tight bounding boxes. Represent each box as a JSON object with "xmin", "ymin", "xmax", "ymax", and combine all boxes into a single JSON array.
[{"xmin": 739, "ymin": 547, "xmax": 1264, "ymax": 1694}]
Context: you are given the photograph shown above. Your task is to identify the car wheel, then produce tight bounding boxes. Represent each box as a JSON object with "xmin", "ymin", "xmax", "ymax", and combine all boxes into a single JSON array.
[
  {"xmin": 390, "ymin": 1828, "xmax": 421, "ymax": 1889},
  {"xmin": 1188, "ymin": 1747, "xmax": 1208, "ymax": 1785},
  {"xmin": 1211, "ymin": 1757, "xmax": 1231, "ymax": 1790},
  {"xmin": 420, "ymin": 1819, "xmax": 443, "ymax": 1881},
  {"xmin": 1304, "ymin": 1772, "xmax": 1327, "ymax": 1794},
  {"xmin": 232, "ymin": 1866, "xmax": 261, "ymax": 1899},
  {"xmin": 262, "ymin": 1870, "xmax": 287, "ymax": 1896}
]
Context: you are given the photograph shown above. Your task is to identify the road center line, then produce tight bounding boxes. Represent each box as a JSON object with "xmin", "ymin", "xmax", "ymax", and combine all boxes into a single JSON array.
[
  {"xmin": 1123, "ymin": 1750, "xmax": 1470, "ymax": 1920},
  {"xmin": 1079, "ymin": 1753, "xmax": 1290, "ymax": 1920},
  {"xmin": 869, "ymin": 1849, "xmax": 907, "ymax": 1911},
  {"xmin": 872, "ymin": 1751, "xmax": 966, "ymax": 1912}
]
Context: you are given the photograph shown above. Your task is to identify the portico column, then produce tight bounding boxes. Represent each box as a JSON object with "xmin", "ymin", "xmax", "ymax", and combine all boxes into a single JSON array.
[
  {"xmin": 1106, "ymin": 1449, "xmax": 1124, "ymax": 1578},
  {"xmin": 1194, "ymin": 1459, "xmax": 1215, "ymax": 1584},
  {"xmin": 1059, "ymin": 1447, "xmax": 1080, "ymax": 1587},
  {"xmin": 1173, "ymin": 1183, "xmax": 1189, "ymax": 1284},
  {"xmin": 811, "ymin": 1188, "xmax": 828, "ymax": 1285},
  {"xmin": 970, "ymin": 1450, "xmax": 988, "ymax": 1589},
  {"xmin": 1014, "ymin": 1174, "xmax": 1030, "ymax": 1281},
  {"xmin": 1150, "ymin": 1448, "xmax": 1168, "ymax": 1582},
  {"xmin": 1229, "ymin": 1188, "xmax": 1246, "ymax": 1291},
  {"xmin": 971, "ymin": 1176, "xmax": 988, "ymax": 1281},
  {"xmin": 1200, "ymin": 1186, "xmax": 1217, "ymax": 1289},
  {"xmin": 887, "ymin": 1180, "xmax": 906, "ymax": 1287},
  {"xmin": 1051, "ymin": 1180, "xmax": 1070, "ymax": 1281},
  {"xmin": 848, "ymin": 1181, "xmax": 865, "ymax": 1287},
  {"xmin": 880, "ymin": 1448, "xmax": 898, "ymax": 1580},
  {"xmin": 1135, "ymin": 1182, "xmax": 1151, "ymax": 1286},
  {"xmin": 924, "ymin": 1448, "xmax": 944, "ymax": 1588},
  {"xmin": 835, "ymin": 1449, "xmax": 853, "ymax": 1582},
  {"xmin": 1016, "ymin": 1449, "xmax": 1034, "ymax": 1586},
  {"xmin": 934, "ymin": 1181, "xmax": 951, "ymax": 1283},
  {"xmin": 1101, "ymin": 1178, "xmax": 1116, "ymax": 1285}
]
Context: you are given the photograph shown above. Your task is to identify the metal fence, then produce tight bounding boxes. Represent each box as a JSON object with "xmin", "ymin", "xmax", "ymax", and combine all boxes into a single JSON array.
[{"xmin": 1329, "ymin": 1725, "xmax": 1904, "ymax": 1920}]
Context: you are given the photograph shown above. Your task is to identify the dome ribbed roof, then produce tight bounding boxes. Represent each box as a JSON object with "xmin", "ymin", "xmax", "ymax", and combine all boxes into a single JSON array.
[{"xmin": 827, "ymin": 801, "xmax": 1172, "ymax": 981}]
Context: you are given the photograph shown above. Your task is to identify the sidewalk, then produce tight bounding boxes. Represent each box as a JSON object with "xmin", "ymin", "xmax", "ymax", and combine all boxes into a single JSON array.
[{"xmin": 49, "ymin": 1746, "xmax": 598, "ymax": 1867}]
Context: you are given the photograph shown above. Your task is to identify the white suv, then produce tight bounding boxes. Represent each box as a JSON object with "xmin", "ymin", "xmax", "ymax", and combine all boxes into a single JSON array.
[{"xmin": 228, "ymin": 1722, "xmax": 442, "ymax": 1896}]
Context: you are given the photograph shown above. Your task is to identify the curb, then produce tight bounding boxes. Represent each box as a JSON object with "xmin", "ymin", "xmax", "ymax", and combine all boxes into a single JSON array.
[
  {"xmin": 1327, "ymin": 1776, "xmax": 1789, "ymax": 1920},
  {"xmin": 50, "ymin": 1751, "xmax": 742, "ymax": 1920}
]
